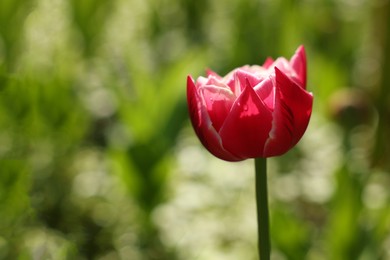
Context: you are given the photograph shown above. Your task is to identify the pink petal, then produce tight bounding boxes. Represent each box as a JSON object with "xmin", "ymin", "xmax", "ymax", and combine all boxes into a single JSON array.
[
  {"xmin": 206, "ymin": 68, "xmax": 222, "ymax": 80},
  {"xmin": 225, "ymin": 76, "xmax": 236, "ymax": 94},
  {"xmin": 187, "ymin": 76, "xmax": 240, "ymax": 161},
  {"xmin": 199, "ymin": 85, "xmax": 235, "ymax": 132},
  {"xmin": 272, "ymin": 57, "xmax": 292, "ymax": 74},
  {"xmin": 263, "ymin": 57, "xmax": 274, "ymax": 69},
  {"xmin": 203, "ymin": 76, "xmax": 224, "ymax": 87},
  {"xmin": 265, "ymin": 68, "xmax": 312, "ymax": 154},
  {"xmin": 219, "ymin": 80, "xmax": 273, "ymax": 159},
  {"xmin": 289, "ymin": 45, "xmax": 307, "ymax": 88},
  {"xmin": 263, "ymin": 86, "xmax": 295, "ymax": 157},
  {"xmin": 234, "ymin": 69, "xmax": 262, "ymax": 90},
  {"xmin": 254, "ymin": 76, "xmax": 275, "ymax": 111},
  {"xmin": 223, "ymin": 69, "xmax": 243, "ymax": 96},
  {"xmin": 195, "ymin": 76, "xmax": 208, "ymax": 87}
]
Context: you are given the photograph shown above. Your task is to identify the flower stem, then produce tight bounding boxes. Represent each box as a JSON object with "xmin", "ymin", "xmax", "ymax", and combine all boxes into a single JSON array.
[{"xmin": 255, "ymin": 157, "xmax": 270, "ymax": 260}]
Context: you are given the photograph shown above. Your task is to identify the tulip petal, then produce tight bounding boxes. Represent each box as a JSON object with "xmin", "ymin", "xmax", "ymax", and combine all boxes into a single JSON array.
[
  {"xmin": 203, "ymin": 76, "xmax": 225, "ymax": 87},
  {"xmin": 263, "ymin": 57, "xmax": 274, "ymax": 69},
  {"xmin": 195, "ymin": 76, "xmax": 208, "ymax": 87},
  {"xmin": 234, "ymin": 69, "xmax": 262, "ymax": 90},
  {"xmin": 254, "ymin": 76, "xmax": 275, "ymax": 111},
  {"xmin": 219, "ymin": 80, "xmax": 273, "ymax": 159},
  {"xmin": 264, "ymin": 68, "xmax": 312, "ymax": 156},
  {"xmin": 187, "ymin": 76, "xmax": 240, "ymax": 161},
  {"xmin": 272, "ymin": 57, "xmax": 292, "ymax": 74},
  {"xmin": 263, "ymin": 85, "xmax": 295, "ymax": 157},
  {"xmin": 199, "ymin": 85, "xmax": 235, "ymax": 132},
  {"xmin": 289, "ymin": 45, "xmax": 307, "ymax": 88},
  {"xmin": 222, "ymin": 70, "xmax": 239, "ymax": 96},
  {"xmin": 276, "ymin": 68, "xmax": 312, "ymax": 145},
  {"xmin": 206, "ymin": 68, "xmax": 222, "ymax": 80}
]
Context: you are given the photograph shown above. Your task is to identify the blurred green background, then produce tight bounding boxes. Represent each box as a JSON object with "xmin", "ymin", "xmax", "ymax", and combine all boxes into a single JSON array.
[{"xmin": 0, "ymin": 0, "xmax": 390, "ymax": 259}]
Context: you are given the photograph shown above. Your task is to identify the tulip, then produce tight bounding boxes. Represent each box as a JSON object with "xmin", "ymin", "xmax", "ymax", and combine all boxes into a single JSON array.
[{"xmin": 187, "ymin": 46, "xmax": 313, "ymax": 161}]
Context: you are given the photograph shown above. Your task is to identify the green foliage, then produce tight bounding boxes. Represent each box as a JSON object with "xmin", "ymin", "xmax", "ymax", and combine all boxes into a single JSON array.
[
  {"xmin": 0, "ymin": 0, "xmax": 33, "ymax": 69},
  {"xmin": 0, "ymin": 0, "xmax": 390, "ymax": 259}
]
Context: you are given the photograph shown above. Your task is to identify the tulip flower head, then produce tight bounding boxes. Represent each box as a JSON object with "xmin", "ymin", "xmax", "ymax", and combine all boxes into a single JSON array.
[{"xmin": 187, "ymin": 46, "xmax": 313, "ymax": 161}]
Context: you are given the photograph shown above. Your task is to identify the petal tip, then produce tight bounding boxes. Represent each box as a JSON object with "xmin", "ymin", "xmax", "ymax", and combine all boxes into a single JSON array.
[
  {"xmin": 187, "ymin": 75, "xmax": 197, "ymax": 92},
  {"xmin": 296, "ymin": 45, "xmax": 306, "ymax": 55},
  {"xmin": 274, "ymin": 66, "xmax": 285, "ymax": 79},
  {"xmin": 187, "ymin": 75, "xmax": 195, "ymax": 84},
  {"xmin": 263, "ymin": 57, "xmax": 274, "ymax": 69},
  {"xmin": 290, "ymin": 45, "xmax": 307, "ymax": 88}
]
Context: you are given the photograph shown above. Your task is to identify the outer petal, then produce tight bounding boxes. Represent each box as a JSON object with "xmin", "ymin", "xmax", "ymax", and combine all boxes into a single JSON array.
[
  {"xmin": 263, "ymin": 68, "xmax": 313, "ymax": 156},
  {"xmin": 263, "ymin": 81, "xmax": 295, "ymax": 157},
  {"xmin": 289, "ymin": 45, "xmax": 307, "ymax": 89},
  {"xmin": 187, "ymin": 76, "xmax": 241, "ymax": 161},
  {"xmin": 219, "ymin": 80, "xmax": 273, "ymax": 159},
  {"xmin": 276, "ymin": 68, "xmax": 312, "ymax": 145}
]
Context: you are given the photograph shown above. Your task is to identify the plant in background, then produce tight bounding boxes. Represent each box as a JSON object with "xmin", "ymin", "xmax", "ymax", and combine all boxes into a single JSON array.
[{"xmin": 186, "ymin": 46, "xmax": 313, "ymax": 259}]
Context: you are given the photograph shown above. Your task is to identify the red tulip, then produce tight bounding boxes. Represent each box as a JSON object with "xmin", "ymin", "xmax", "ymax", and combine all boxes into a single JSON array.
[{"xmin": 187, "ymin": 46, "xmax": 313, "ymax": 161}]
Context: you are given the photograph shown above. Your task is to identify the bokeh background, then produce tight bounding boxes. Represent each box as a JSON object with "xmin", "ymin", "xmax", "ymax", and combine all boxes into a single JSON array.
[{"xmin": 0, "ymin": 0, "xmax": 390, "ymax": 259}]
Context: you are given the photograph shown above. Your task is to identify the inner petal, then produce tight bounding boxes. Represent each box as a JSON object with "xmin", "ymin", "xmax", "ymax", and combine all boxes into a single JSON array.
[
  {"xmin": 200, "ymin": 85, "xmax": 236, "ymax": 132},
  {"xmin": 263, "ymin": 58, "xmax": 274, "ymax": 69},
  {"xmin": 254, "ymin": 76, "xmax": 275, "ymax": 111},
  {"xmin": 234, "ymin": 69, "xmax": 262, "ymax": 90},
  {"xmin": 271, "ymin": 57, "xmax": 293, "ymax": 76}
]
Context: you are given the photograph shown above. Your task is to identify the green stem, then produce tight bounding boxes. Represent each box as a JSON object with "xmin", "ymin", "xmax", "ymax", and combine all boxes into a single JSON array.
[{"xmin": 255, "ymin": 157, "xmax": 270, "ymax": 260}]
